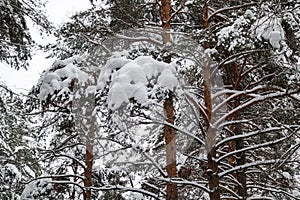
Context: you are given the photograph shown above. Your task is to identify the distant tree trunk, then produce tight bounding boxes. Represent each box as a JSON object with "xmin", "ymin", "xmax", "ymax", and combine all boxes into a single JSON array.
[
  {"xmin": 71, "ymin": 160, "xmax": 78, "ymax": 200},
  {"xmin": 161, "ymin": 0, "xmax": 171, "ymax": 44},
  {"xmin": 161, "ymin": 0, "xmax": 178, "ymax": 199},
  {"xmin": 235, "ymin": 122, "xmax": 247, "ymax": 199},
  {"xmin": 226, "ymin": 99, "xmax": 247, "ymax": 199},
  {"xmin": 224, "ymin": 59, "xmax": 247, "ymax": 199},
  {"xmin": 203, "ymin": 60, "xmax": 220, "ymax": 200},
  {"xmin": 84, "ymin": 80, "xmax": 97, "ymax": 200},
  {"xmin": 164, "ymin": 93, "xmax": 178, "ymax": 200}
]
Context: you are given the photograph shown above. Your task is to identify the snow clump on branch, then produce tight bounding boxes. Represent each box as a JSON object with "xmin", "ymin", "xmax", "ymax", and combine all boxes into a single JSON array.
[
  {"xmin": 98, "ymin": 56, "xmax": 179, "ymax": 110},
  {"xmin": 37, "ymin": 55, "xmax": 90, "ymax": 102}
]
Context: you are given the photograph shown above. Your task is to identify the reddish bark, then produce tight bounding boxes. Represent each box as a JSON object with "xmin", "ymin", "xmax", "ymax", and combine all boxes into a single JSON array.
[
  {"xmin": 203, "ymin": 1, "xmax": 209, "ymax": 29},
  {"xmin": 207, "ymin": 147, "xmax": 220, "ymax": 200},
  {"xmin": 161, "ymin": 0, "xmax": 171, "ymax": 43},
  {"xmin": 224, "ymin": 59, "xmax": 247, "ymax": 199},
  {"xmin": 203, "ymin": 2, "xmax": 220, "ymax": 199},
  {"xmin": 164, "ymin": 94, "xmax": 178, "ymax": 200},
  {"xmin": 161, "ymin": 0, "xmax": 178, "ymax": 199},
  {"xmin": 80, "ymin": 79, "xmax": 96, "ymax": 200},
  {"xmin": 84, "ymin": 133, "xmax": 93, "ymax": 200}
]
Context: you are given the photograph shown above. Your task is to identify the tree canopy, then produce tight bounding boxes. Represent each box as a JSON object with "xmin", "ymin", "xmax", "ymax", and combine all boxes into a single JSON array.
[
  {"xmin": 0, "ymin": 0, "xmax": 51, "ymax": 69},
  {"xmin": 0, "ymin": 0, "xmax": 300, "ymax": 200}
]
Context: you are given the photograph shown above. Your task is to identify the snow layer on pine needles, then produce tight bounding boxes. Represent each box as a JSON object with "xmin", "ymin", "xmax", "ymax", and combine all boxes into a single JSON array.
[
  {"xmin": 217, "ymin": 16, "xmax": 249, "ymax": 51},
  {"xmin": 98, "ymin": 56, "xmax": 179, "ymax": 110},
  {"xmin": 37, "ymin": 56, "xmax": 89, "ymax": 101},
  {"xmin": 21, "ymin": 178, "xmax": 52, "ymax": 199},
  {"xmin": 252, "ymin": 16, "xmax": 285, "ymax": 49}
]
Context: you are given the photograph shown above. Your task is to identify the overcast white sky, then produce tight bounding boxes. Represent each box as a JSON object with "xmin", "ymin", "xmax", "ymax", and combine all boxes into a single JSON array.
[{"xmin": 0, "ymin": 0, "xmax": 91, "ymax": 93}]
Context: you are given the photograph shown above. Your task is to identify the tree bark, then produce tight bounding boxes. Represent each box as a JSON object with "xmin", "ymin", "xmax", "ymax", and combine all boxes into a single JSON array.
[
  {"xmin": 203, "ymin": 2, "xmax": 220, "ymax": 199},
  {"xmin": 74, "ymin": 73, "xmax": 97, "ymax": 200},
  {"xmin": 207, "ymin": 147, "xmax": 220, "ymax": 200},
  {"xmin": 83, "ymin": 79, "xmax": 97, "ymax": 200},
  {"xmin": 203, "ymin": 1, "xmax": 209, "ymax": 29},
  {"xmin": 84, "ymin": 119, "xmax": 94, "ymax": 200},
  {"xmin": 161, "ymin": 0, "xmax": 171, "ymax": 44},
  {"xmin": 161, "ymin": 0, "xmax": 178, "ymax": 199},
  {"xmin": 71, "ymin": 160, "xmax": 78, "ymax": 200},
  {"xmin": 224, "ymin": 53, "xmax": 247, "ymax": 199},
  {"xmin": 203, "ymin": 60, "xmax": 220, "ymax": 200},
  {"xmin": 164, "ymin": 93, "xmax": 178, "ymax": 200}
]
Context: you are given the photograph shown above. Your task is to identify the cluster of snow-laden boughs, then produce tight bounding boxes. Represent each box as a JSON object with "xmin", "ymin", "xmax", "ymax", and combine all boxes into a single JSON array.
[
  {"xmin": 215, "ymin": 3, "xmax": 300, "ymax": 74},
  {"xmin": 20, "ymin": 178, "xmax": 53, "ymax": 199},
  {"xmin": 0, "ymin": 84, "xmax": 41, "ymax": 199},
  {"xmin": 217, "ymin": 12, "xmax": 254, "ymax": 51},
  {"xmin": 0, "ymin": 0, "xmax": 52, "ymax": 69},
  {"xmin": 17, "ymin": 1, "xmax": 299, "ymax": 199},
  {"xmin": 36, "ymin": 55, "xmax": 90, "ymax": 104},
  {"xmin": 98, "ymin": 56, "xmax": 180, "ymax": 110},
  {"xmin": 26, "ymin": 55, "xmax": 98, "ymax": 199}
]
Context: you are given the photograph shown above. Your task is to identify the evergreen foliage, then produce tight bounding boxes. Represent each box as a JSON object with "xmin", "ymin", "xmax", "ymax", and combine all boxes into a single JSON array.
[{"xmin": 1, "ymin": 0, "xmax": 300, "ymax": 199}]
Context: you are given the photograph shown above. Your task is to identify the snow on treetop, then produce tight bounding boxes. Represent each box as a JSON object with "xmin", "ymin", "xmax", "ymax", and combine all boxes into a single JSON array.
[
  {"xmin": 98, "ymin": 56, "xmax": 179, "ymax": 110},
  {"xmin": 97, "ymin": 56, "xmax": 131, "ymax": 89},
  {"xmin": 37, "ymin": 55, "xmax": 90, "ymax": 101}
]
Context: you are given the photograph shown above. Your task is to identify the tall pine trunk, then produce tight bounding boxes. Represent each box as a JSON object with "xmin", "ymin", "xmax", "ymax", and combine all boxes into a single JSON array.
[
  {"xmin": 161, "ymin": 0, "xmax": 178, "ymax": 199},
  {"xmin": 203, "ymin": 2, "xmax": 220, "ymax": 199},
  {"xmin": 84, "ymin": 114, "xmax": 95, "ymax": 200},
  {"xmin": 83, "ymin": 73, "xmax": 97, "ymax": 200},
  {"xmin": 74, "ymin": 71, "xmax": 97, "ymax": 200}
]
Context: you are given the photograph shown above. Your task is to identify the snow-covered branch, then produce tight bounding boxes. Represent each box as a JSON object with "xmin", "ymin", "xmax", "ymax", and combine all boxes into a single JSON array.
[
  {"xmin": 90, "ymin": 185, "xmax": 160, "ymax": 199},
  {"xmin": 38, "ymin": 149, "xmax": 86, "ymax": 169},
  {"xmin": 216, "ymin": 135, "xmax": 289, "ymax": 163},
  {"xmin": 216, "ymin": 127, "xmax": 283, "ymax": 148},
  {"xmin": 22, "ymin": 174, "xmax": 85, "ymax": 185},
  {"xmin": 219, "ymin": 159, "xmax": 279, "ymax": 178},
  {"xmin": 208, "ymin": 2, "xmax": 257, "ymax": 22},
  {"xmin": 115, "ymin": 34, "xmax": 163, "ymax": 47},
  {"xmin": 158, "ymin": 177, "xmax": 210, "ymax": 193},
  {"xmin": 151, "ymin": 119, "xmax": 205, "ymax": 145},
  {"xmin": 80, "ymin": 33, "xmax": 111, "ymax": 53},
  {"xmin": 142, "ymin": 151, "xmax": 168, "ymax": 178},
  {"xmin": 216, "ymin": 49, "xmax": 269, "ymax": 70},
  {"xmin": 214, "ymin": 89, "xmax": 299, "ymax": 127},
  {"xmin": 247, "ymin": 184, "xmax": 298, "ymax": 199},
  {"xmin": 184, "ymin": 91, "xmax": 209, "ymax": 128}
]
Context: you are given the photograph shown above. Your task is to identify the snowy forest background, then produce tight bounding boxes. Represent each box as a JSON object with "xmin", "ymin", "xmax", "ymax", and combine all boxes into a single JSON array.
[{"xmin": 0, "ymin": 0, "xmax": 299, "ymax": 199}]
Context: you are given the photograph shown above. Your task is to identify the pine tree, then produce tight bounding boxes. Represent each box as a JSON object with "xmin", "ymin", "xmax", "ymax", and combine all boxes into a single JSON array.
[
  {"xmin": 0, "ymin": 0, "xmax": 52, "ymax": 69},
  {"xmin": 25, "ymin": 1, "xmax": 300, "ymax": 199},
  {"xmin": 0, "ymin": 84, "xmax": 41, "ymax": 199}
]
